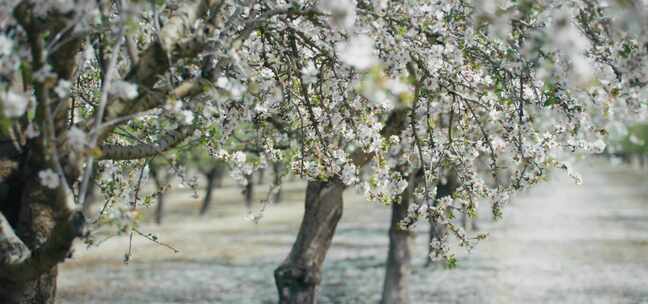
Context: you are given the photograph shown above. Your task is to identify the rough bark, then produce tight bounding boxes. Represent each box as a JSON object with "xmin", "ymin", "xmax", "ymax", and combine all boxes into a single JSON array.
[
  {"xmin": 0, "ymin": 167, "xmax": 85, "ymax": 304},
  {"xmin": 0, "ymin": 267, "xmax": 57, "ymax": 304},
  {"xmin": 99, "ymin": 126, "xmax": 193, "ymax": 161},
  {"xmin": 0, "ymin": 6, "xmax": 86, "ymax": 302},
  {"xmin": 381, "ymin": 172, "xmax": 417, "ymax": 304},
  {"xmin": 274, "ymin": 181, "xmax": 344, "ymax": 304}
]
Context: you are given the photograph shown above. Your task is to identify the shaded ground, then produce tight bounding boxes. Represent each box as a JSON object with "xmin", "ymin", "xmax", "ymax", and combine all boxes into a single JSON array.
[{"xmin": 57, "ymin": 161, "xmax": 648, "ymax": 303}]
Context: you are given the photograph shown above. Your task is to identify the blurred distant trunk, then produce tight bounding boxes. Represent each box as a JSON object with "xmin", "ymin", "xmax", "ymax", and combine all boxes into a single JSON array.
[
  {"xmin": 630, "ymin": 154, "xmax": 642, "ymax": 171},
  {"xmin": 149, "ymin": 163, "xmax": 166, "ymax": 225},
  {"xmin": 272, "ymin": 161, "xmax": 284, "ymax": 203},
  {"xmin": 381, "ymin": 171, "xmax": 418, "ymax": 304},
  {"xmin": 199, "ymin": 166, "xmax": 224, "ymax": 215},
  {"xmin": 214, "ymin": 168, "xmax": 224, "ymax": 187},
  {"xmin": 257, "ymin": 167, "xmax": 266, "ymax": 185},
  {"xmin": 461, "ymin": 212, "xmax": 479, "ymax": 231},
  {"xmin": 244, "ymin": 174, "xmax": 254, "ymax": 208},
  {"xmin": 274, "ymin": 181, "xmax": 344, "ymax": 304},
  {"xmin": 155, "ymin": 190, "xmax": 165, "ymax": 225},
  {"xmin": 426, "ymin": 171, "xmax": 458, "ymax": 267}
]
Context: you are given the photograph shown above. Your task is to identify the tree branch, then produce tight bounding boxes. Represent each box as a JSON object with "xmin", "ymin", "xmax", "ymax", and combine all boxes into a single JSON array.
[
  {"xmin": 99, "ymin": 126, "xmax": 193, "ymax": 160},
  {"xmin": 0, "ymin": 213, "xmax": 31, "ymax": 271}
]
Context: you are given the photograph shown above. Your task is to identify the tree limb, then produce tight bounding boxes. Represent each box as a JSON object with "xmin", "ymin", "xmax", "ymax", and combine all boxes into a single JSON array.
[
  {"xmin": 99, "ymin": 126, "xmax": 193, "ymax": 160},
  {"xmin": 0, "ymin": 213, "xmax": 31, "ymax": 271}
]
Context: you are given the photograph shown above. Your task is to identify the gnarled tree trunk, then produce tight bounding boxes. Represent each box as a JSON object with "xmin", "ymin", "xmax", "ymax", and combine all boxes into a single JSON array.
[
  {"xmin": 381, "ymin": 172, "xmax": 418, "ymax": 304},
  {"xmin": 274, "ymin": 181, "xmax": 344, "ymax": 304},
  {"xmin": 0, "ymin": 160, "xmax": 84, "ymax": 304},
  {"xmin": 0, "ymin": 268, "xmax": 58, "ymax": 304}
]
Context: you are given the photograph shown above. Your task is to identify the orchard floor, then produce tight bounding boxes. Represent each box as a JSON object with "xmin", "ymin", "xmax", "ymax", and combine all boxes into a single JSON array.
[{"xmin": 57, "ymin": 160, "xmax": 648, "ymax": 304}]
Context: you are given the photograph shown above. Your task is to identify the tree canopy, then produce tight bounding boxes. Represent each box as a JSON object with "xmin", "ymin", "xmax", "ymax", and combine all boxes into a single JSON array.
[{"xmin": 1, "ymin": 1, "xmax": 648, "ymax": 302}]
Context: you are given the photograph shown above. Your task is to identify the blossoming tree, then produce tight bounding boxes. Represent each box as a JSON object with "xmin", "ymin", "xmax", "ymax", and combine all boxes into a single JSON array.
[{"xmin": 0, "ymin": 0, "xmax": 646, "ymax": 303}]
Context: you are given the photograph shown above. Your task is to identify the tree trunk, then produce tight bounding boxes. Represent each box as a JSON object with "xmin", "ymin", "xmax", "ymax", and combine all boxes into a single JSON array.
[
  {"xmin": 0, "ymin": 267, "xmax": 58, "ymax": 304},
  {"xmin": 155, "ymin": 191, "xmax": 165, "ymax": 225},
  {"xmin": 214, "ymin": 167, "xmax": 224, "ymax": 187},
  {"xmin": 150, "ymin": 164, "xmax": 165, "ymax": 225},
  {"xmin": 274, "ymin": 181, "xmax": 344, "ymax": 304},
  {"xmin": 0, "ymin": 163, "xmax": 83, "ymax": 304},
  {"xmin": 272, "ymin": 161, "xmax": 284, "ymax": 204},
  {"xmin": 381, "ymin": 172, "xmax": 417, "ymax": 304},
  {"xmin": 244, "ymin": 174, "xmax": 254, "ymax": 208},
  {"xmin": 199, "ymin": 169, "xmax": 218, "ymax": 215},
  {"xmin": 0, "ymin": 177, "xmax": 60, "ymax": 304},
  {"xmin": 257, "ymin": 167, "xmax": 266, "ymax": 185}
]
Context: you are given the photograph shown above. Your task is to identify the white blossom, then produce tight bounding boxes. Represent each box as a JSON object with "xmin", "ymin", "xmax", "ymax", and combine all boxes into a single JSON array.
[
  {"xmin": 180, "ymin": 110, "xmax": 194, "ymax": 125},
  {"xmin": 341, "ymin": 163, "xmax": 359, "ymax": 186},
  {"xmin": 373, "ymin": 0, "xmax": 388, "ymax": 10},
  {"xmin": 0, "ymin": 35, "xmax": 13, "ymax": 56},
  {"xmin": 337, "ymin": 35, "xmax": 378, "ymax": 70},
  {"xmin": 38, "ymin": 169, "xmax": 60, "ymax": 189},
  {"xmin": 629, "ymin": 134, "xmax": 645, "ymax": 146},
  {"xmin": 67, "ymin": 127, "xmax": 87, "ymax": 151},
  {"xmin": 34, "ymin": 65, "xmax": 55, "ymax": 82},
  {"xmin": 110, "ymin": 80, "xmax": 139, "ymax": 100},
  {"xmin": 2, "ymin": 90, "xmax": 28, "ymax": 118},
  {"xmin": 233, "ymin": 151, "xmax": 247, "ymax": 164},
  {"xmin": 319, "ymin": 0, "xmax": 356, "ymax": 29},
  {"xmin": 301, "ymin": 62, "xmax": 319, "ymax": 84},
  {"xmin": 26, "ymin": 123, "xmax": 40, "ymax": 138},
  {"xmin": 54, "ymin": 80, "xmax": 72, "ymax": 98}
]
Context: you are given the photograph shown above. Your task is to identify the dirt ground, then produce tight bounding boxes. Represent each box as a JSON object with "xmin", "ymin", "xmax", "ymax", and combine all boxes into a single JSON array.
[{"xmin": 57, "ymin": 160, "xmax": 648, "ymax": 303}]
